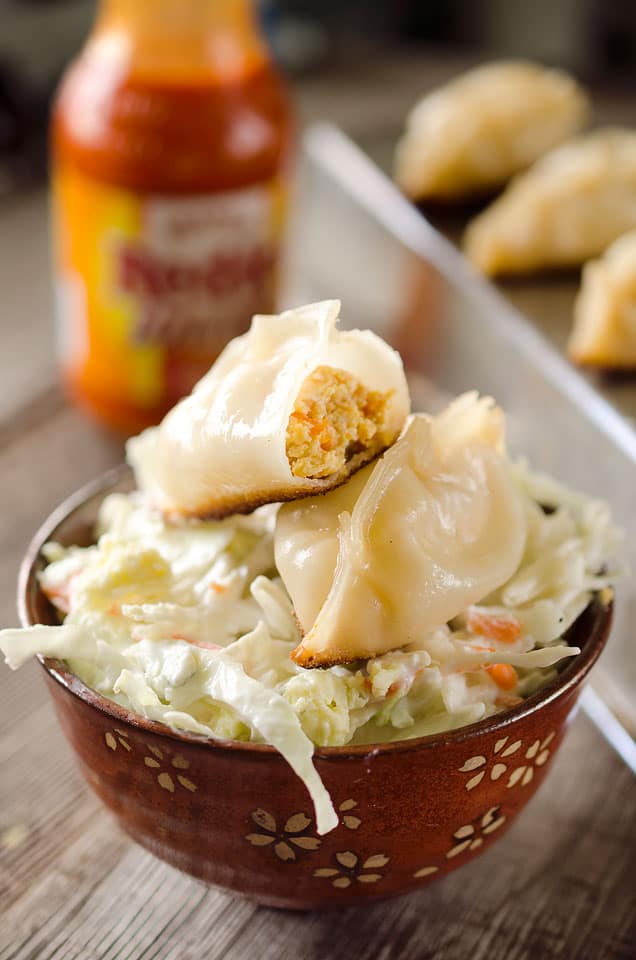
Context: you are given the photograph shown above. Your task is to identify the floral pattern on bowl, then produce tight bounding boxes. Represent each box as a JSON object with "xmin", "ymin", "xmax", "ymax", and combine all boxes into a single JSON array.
[{"xmin": 20, "ymin": 467, "xmax": 612, "ymax": 909}]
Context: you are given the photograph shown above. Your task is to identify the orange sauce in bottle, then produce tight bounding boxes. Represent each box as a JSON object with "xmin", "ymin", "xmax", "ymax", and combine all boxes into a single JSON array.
[{"xmin": 51, "ymin": 0, "xmax": 292, "ymax": 433}]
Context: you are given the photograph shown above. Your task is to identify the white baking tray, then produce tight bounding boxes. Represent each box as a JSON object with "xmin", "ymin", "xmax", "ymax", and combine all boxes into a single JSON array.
[{"xmin": 283, "ymin": 123, "xmax": 636, "ymax": 767}]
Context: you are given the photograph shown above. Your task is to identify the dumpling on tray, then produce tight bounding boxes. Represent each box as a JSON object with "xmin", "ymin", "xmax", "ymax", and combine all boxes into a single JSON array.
[
  {"xmin": 464, "ymin": 128, "xmax": 636, "ymax": 276},
  {"xmin": 568, "ymin": 230, "xmax": 636, "ymax": 368},
  {"xmin": 275, "ymin": 393, "xmax": 527, "ymax": 667},
  {"xmin": 394, "ymin": 61, "xmax": 589, "ymax": 201},
  {"xmin": 127, "ymin": 300, "xmax": 410, "ymax": 519}
]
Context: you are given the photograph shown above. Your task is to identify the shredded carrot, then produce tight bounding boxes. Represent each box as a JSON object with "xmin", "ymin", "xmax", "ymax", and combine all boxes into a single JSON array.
[
  {"xmin": 107, "ymin": 603, "xmax": 121, "ymax": 616},
  {"xmin": 43, "ymin": 586, "xmax": 70, "ymax": 614},
  {"xmin": 291, "ymin": 411, "xmax": 326, "ymax": 438},
  {"xmin": 290, "ymin": 410, "xmax": 336, "ymax": 450},
  {"xmin": 191, "ymin": 638, "xmax": 221, "ymax": 650},
  {"xmin": 290, "ymin": 410, "xmax": 312, "ymax": 425},
  {"xmin": 171, "ymin": 631, "xmax": 220, "ymax": 651},
  {"xmin": 386, "ymin": 665, "xmax": 426, "ymax": 696},
  {"xmin": 319, "ymin": 430, "xmax": 336, "ymax": 452},
  {"xmin": 486, "ymin": 663, "xmax": 519, "ymax": 691},
  {"xmin": 209, "ymin": 582, "xmax": 227, "ymax": 594},
  {"xmin": 467, "ymin": 610, "xmax": 522, "ymax": 644}
]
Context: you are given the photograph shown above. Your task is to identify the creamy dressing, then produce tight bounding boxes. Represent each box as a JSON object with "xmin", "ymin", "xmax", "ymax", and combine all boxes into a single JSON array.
[{"xmin": 0, "ymin": 455, "xmax": 620, "ymax": 834}]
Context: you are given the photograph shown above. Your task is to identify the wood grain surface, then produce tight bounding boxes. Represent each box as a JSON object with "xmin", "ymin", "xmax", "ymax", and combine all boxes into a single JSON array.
[{"xmin": 1, "ymin": 52, "xmax": 635, "ymax": 959}]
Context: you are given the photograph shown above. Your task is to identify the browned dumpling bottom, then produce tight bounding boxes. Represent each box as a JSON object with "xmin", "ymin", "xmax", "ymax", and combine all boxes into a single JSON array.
[{"xmin": 286, "ymin": 366, "xmax": 393, "ymax": 479}]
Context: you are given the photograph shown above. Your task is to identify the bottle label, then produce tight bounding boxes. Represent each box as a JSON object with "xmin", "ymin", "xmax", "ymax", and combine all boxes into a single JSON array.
[{"xmin": 52, "ymin": 167, "xmax": 286, "ymax": 414}]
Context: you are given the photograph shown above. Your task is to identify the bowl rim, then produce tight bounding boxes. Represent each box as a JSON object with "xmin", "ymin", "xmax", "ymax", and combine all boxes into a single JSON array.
[{"xmin": 18, "ymin": 464, "xmax": 613, "ymax": 760}]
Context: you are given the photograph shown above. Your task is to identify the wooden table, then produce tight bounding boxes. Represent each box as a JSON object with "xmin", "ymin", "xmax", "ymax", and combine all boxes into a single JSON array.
[{"xmin": 1, "ymin": 52, "xmax": 635, "ymax": 959}]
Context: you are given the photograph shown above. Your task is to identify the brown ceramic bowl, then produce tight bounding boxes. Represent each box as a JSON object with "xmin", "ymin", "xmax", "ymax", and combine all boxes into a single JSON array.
[{"xmin": 19, "ymin": 467, "xmax": 612, "ymax": 910}]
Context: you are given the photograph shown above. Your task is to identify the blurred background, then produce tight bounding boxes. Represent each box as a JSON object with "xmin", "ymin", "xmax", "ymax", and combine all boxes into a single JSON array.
[
  {"xmin": 2, "ymin": 0, "xmax": 636, "ymax": 431},
  {"xmin": 1, "ymin": 0, "xmax": 636, "ymax": 194}
]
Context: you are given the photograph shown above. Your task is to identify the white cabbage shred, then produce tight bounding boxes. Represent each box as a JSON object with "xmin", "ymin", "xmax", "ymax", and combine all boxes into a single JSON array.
[{"xmin": 0, "ymin": 463, "xmax": 621, "ymax": 834}]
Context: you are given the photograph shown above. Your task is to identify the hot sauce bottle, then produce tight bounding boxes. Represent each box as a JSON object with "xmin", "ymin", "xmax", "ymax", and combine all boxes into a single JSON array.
[{"xmin": 51, "ymin": 0, "xmax": 292, "ymax": 433}]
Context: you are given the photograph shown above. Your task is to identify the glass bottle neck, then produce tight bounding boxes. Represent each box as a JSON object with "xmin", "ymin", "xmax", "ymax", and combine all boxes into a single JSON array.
[{"xmin": 89, "ymin": 0, "xmax": 267, "ymax": 81}]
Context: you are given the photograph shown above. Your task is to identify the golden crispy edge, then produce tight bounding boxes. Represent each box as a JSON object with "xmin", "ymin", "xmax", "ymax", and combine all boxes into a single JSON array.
[
  {"xmin": 290, "ymin": 611, "xmax": 395, "ymax": 670},
  {"xmin": 290, "ymin": 643, "xmax": 367, "ymax": 669}
]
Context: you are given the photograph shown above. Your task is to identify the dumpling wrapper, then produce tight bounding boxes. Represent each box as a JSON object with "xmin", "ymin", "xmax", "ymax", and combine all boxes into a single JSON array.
[
  {"xmin": 568, "ymin": 230, "xmax": 636, "ymax": 368},
  {"xmin": 275, "ymin": 393, "xmax": 527, "ymax": 667},
  {"xmin": 394, "ymin": 60, "xmax": 588, "ymax": 202},
  {"xmin": 464, "ymin": 128, "xmax": 636, "ymax": 276},
  {"xmin": 127, "ymin": 300, "xmax": 410, "ymax": 519}
]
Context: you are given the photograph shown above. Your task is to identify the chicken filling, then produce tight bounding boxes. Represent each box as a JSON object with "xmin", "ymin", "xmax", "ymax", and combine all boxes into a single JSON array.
[{"xmin": 286, "ymin": 366, "xmax": 393, "ymax": 479}]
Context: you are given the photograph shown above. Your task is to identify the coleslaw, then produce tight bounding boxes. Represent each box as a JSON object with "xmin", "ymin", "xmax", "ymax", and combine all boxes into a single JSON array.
[{"xmin": 0, "ymin": 461, "xmax": 620, "ymax": 834}]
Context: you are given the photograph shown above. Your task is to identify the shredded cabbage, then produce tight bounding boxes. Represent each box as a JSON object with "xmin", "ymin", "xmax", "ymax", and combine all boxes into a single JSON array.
[{"xmin": 0, "ymin": 463, "xmax": 621, "ymax": 834}]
